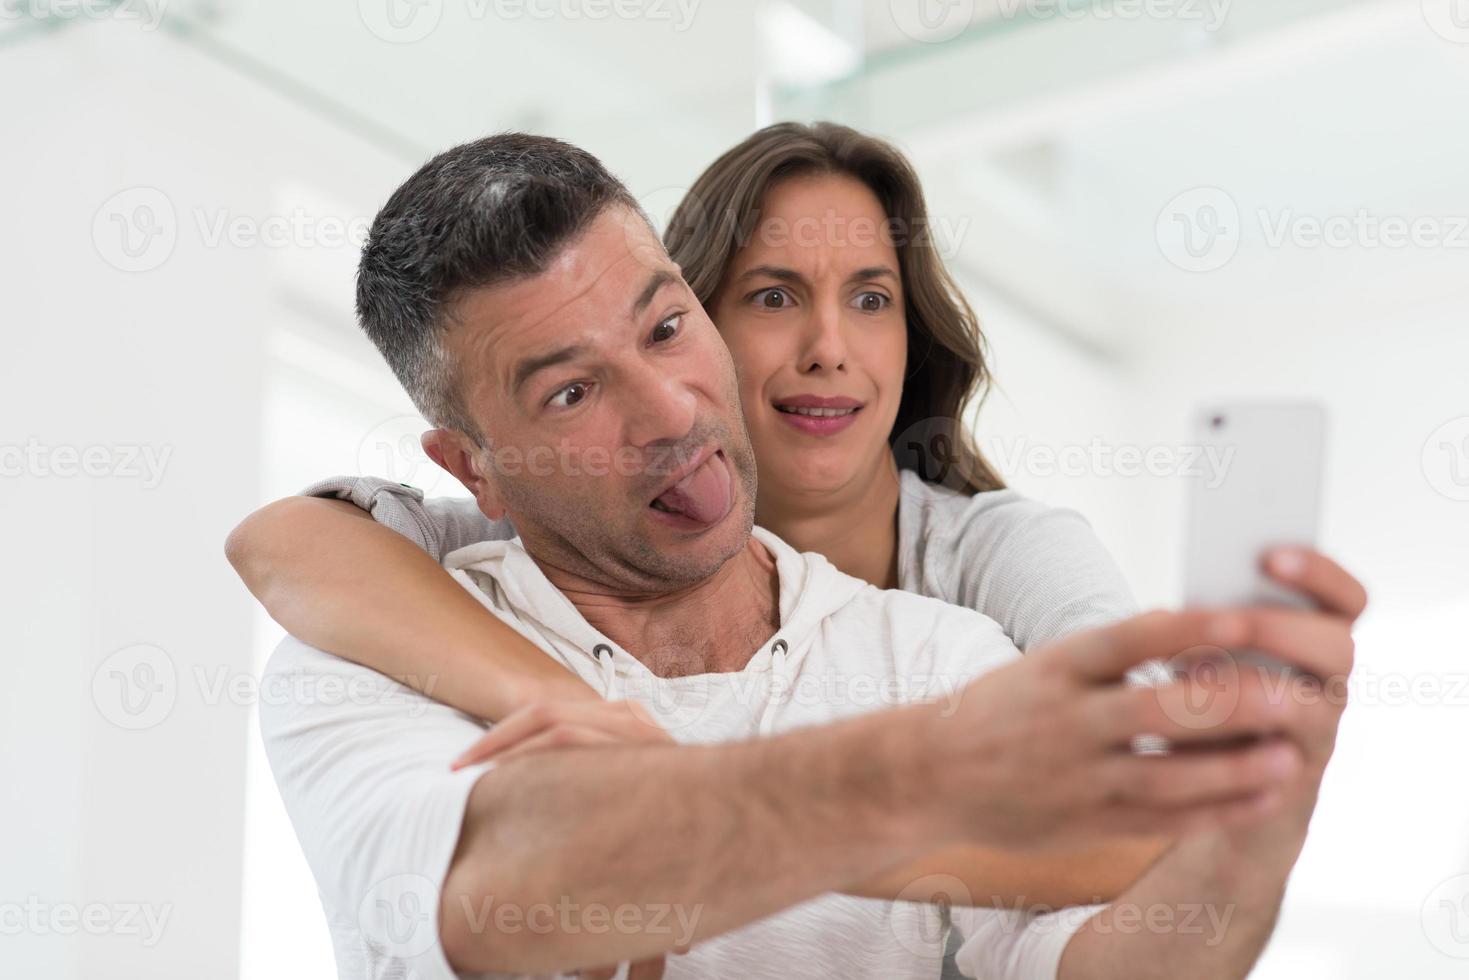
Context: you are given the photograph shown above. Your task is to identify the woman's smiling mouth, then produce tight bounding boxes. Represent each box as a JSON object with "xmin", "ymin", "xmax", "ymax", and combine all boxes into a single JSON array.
[{"xmin": 772, "ymin": 395, "xmax": 864, "ymax": 436}]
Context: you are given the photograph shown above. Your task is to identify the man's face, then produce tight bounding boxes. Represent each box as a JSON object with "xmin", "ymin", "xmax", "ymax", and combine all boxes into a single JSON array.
[{"xmin": 434, "ymin": 205, "xmax": 758, "ymax": 591}]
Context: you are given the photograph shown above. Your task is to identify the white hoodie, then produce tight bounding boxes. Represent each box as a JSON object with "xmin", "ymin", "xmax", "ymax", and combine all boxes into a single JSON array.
[{"xmin": 259, "ymin": 527, "xmax": 1104, "ymax": 980}]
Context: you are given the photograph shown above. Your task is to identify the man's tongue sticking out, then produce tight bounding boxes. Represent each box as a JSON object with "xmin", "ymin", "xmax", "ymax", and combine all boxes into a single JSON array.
[{"xmin": 652, "ymin": 454, "xmax": 732, "ymax": 526}]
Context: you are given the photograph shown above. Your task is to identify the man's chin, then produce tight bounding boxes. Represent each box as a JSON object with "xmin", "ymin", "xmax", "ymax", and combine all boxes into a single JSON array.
[{"xmin": 633, "ymin": 497, "xmax": 753, "ymax": 582}]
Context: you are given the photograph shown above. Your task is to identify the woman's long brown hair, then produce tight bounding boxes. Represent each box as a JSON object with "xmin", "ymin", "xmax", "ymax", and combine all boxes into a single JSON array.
[{"xmin": 663, "ymin": 121, "xmax": 1005, "ymax": 495}]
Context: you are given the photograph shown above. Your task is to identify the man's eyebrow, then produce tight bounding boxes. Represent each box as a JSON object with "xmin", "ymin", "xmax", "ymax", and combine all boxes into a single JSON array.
[
  {"xmin": 511, "ymin": 344, "xmax": 584, "ymax": 395},
  {"xmin": 631, "ymin": 269, "xmax": 680, "ymax": 317},
  {"xmin": 509, "ymin": 271, "xmax": 680, "ymax": 397}
]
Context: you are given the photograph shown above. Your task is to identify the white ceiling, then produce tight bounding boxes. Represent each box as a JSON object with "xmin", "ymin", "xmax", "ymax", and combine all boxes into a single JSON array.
[
  {"xmin": 76, "ymin": 0, "xmax": 1467, "ymax": 356},
  {"xmin": 814, "ymin": 0, "xmax": 1469, "ymax": 354}
]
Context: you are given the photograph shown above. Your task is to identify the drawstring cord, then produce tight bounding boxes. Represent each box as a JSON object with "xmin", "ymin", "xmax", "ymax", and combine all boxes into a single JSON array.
[
  {"xmin": 593, "ymin": 643, "xmax": 617, "ymax": 699},
  {"xmin": 757, "ymin": 638, "xmax": 789, "ymax": 736}
]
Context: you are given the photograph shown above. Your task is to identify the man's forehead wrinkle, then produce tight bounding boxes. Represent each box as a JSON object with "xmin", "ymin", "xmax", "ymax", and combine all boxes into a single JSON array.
[
  {"xmin": 522, "ymin": 232, "xmax": 661, "ymax": 326},
  {"xmin": 447, "ymin": 210, "xmax": 684, "ymax": 407}
]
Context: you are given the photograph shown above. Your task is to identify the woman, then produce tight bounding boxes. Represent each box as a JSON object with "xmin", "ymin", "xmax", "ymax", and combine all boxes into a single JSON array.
[{"xmin": 228, "ymin": 122, "xmax": 1167, "ymax": 904}]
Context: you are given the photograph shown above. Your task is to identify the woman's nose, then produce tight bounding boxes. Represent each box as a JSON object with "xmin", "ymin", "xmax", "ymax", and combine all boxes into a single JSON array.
[{"xmin": 797, "ymin": 302, "xmax": 848, "ymax": 374}]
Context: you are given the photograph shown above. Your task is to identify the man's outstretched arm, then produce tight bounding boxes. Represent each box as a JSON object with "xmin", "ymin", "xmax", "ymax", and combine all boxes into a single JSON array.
[
  {"xmin": 263, "ymin": 609, "xmax": 1316, "ymax": 978},
  {"xmin": 440, "ymin": 705, "xmax": 934, "ymax": 973},
  {"xmin": 438, "ymin": 605, "xmax": 1324, "ymax": 974}
]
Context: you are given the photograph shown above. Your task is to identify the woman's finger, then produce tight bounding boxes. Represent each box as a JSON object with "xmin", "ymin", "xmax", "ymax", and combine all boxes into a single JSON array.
[
  {"xmin": 579, "ymin": 958, "xmax": 666, "ymax": 980},
  {"xmin": 451, "ymin": 700, "xmax": 672, "ymax": 769},
  {"xmin": 450, "ymin": 702, "xmax": 569, "ymax": 769},
  {"xmin": 628, "ymin": 956, "xmax": 667, "ymax": 979},
  {"xmin": 491, "ymin": 725, "xmax": 620, "ymax": 765},
  {"xmin": 602, "ymin": 700, "xmax": 677, "ymax": 744}
]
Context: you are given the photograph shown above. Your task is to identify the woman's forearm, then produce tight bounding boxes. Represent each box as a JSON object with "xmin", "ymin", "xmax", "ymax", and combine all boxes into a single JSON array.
[{"xmin": 224, "ymin": 495, "xmax": 595, "ymax": 720}]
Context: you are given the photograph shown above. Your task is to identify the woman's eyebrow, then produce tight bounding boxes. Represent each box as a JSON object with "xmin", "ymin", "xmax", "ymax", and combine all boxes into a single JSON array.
[
  {"xmin": 847, "ymin": 265, "xmax": 899, "ymax": 284},
  {"xmin": 734, "ymin": 265, "xmax": 807, "ymax": 286},
  {"xmin": 734, "ymin": 264, "xmax": 899, "ymax": 286}
]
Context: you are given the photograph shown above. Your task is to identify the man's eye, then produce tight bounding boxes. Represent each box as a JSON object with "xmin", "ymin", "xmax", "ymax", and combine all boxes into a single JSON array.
[
  {"xmin": 548, "ymin": 382, "xmax": 590, "ymax": 409},
  {"xmin": 854, "ymin": 292, "xmax": 889, "ymax": 313},
  {"xmin": 753, "ymin": 288, "xmax": 791, "ymax": 310},
  {"xmin": 651, "ymin": 314, "xmax": 682, "ymax": 344}
]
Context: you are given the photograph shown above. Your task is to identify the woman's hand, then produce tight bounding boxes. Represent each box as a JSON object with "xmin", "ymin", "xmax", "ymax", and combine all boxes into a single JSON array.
[{"xmin": 450, "ymin": 698, "xmax": 674, "ymax": 770}]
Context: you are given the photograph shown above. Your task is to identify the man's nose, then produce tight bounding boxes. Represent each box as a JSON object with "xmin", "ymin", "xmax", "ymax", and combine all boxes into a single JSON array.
[
  {"xmin": 623, "ymin": 361, "xmax": 698, "ymax": 449},
  {"xmin": 797, "ymin": 300, "xmax": 849, "ymax": 375}
]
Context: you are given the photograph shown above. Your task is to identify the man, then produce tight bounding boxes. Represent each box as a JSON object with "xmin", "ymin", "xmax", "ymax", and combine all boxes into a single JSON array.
[{"xmin": 247, "ymin": 133, "xmax": 1362, "ymax": 979}]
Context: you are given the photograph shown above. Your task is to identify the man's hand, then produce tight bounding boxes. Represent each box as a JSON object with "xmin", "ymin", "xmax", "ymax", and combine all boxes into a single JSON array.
[
  {"xmin": 1195, "ymin": 547, "xmax": 1366, "ymax": 865},
  {"xmin": 922, "ymin": 602, "xmax": 1345, "ymax": 846},
  {"xmin": 1053, "ymin": 550, "xmax": 1366, "ymax": 980}
]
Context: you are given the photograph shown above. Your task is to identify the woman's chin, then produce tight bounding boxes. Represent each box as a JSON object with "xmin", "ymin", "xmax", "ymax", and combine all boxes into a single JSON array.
[
  {"xmin": 761, "ymin": 454, "xmax": 867, "ymax": 502},
  {"xmin": 752, "ymin": 423, "xmax": 893, "ymax": 501}
]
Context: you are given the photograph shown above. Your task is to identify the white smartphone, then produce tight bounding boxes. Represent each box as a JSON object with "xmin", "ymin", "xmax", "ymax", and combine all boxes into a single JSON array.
[{"xmin": 1182, "ymin": 402, "xmax": 1327, "ymax": 672}]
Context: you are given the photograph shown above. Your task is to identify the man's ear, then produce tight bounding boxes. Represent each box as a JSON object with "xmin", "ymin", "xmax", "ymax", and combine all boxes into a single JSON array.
[{"xmin": 421, "ymin": 428, "xmax": 507, "ymax": 521}]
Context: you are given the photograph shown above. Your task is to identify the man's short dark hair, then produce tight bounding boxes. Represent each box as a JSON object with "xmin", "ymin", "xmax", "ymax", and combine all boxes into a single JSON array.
[{"xmin": 356, "ymin": 132, "xmax": 642, "ymax": 440}]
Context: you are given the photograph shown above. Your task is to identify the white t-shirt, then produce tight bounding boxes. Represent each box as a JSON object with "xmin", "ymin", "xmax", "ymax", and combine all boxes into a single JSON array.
[{"xmin": 259, "ymin": 526, "xmax": 1106, "ymax": 980}]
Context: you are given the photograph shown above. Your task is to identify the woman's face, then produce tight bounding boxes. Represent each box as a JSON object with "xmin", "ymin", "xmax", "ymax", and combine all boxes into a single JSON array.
[{"xmin": 708, "ymin": 173, "xmax": 908, "ymax": 502}]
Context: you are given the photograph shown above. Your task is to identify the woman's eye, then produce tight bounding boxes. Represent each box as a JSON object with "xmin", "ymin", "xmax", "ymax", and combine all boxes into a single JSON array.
[
  {"xmin": 651, "ymin": 314, "xmax": 681, "ymax": 344},
  {"xmin": 548, "ymin": 382, "xmax": 590, "ymax": 409},
  {"xmin": 753, "ymin": 288, "xmax": 791, "ymax": 310},
  {"xmin": 855, "ymin": 292, "xmax": 889, "ymax": 313}
]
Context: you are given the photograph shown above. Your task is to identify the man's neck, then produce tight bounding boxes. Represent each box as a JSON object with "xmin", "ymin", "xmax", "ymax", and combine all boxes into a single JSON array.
[
  {"xmin": 534, "ymin": 538, "xmax": 781, "ymax": 678},
  {"xmin": 756, "ymin": 453, "xmax": 902, "ymax": 590}
]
